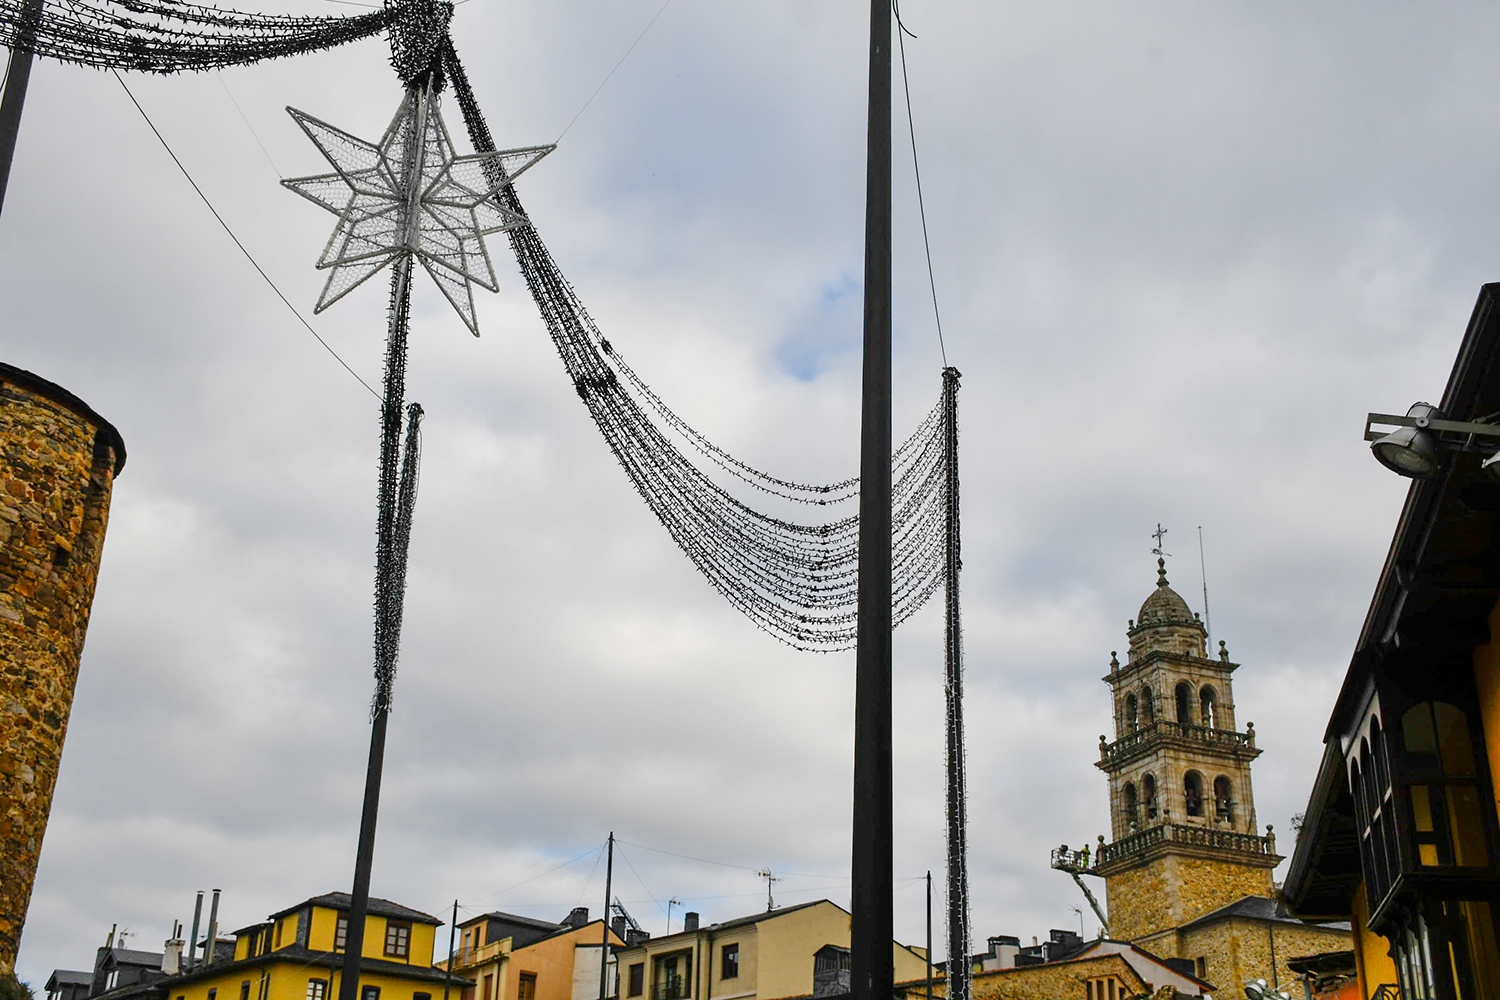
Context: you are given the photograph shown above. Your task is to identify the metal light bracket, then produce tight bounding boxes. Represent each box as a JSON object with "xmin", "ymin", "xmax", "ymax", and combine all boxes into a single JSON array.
[{"xmin": 1364, "ymin": 412, "xmax": 1500, "ymax": 452}]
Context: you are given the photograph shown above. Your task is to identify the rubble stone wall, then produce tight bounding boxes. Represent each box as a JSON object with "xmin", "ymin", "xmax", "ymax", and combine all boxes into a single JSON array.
[
  {"xmin": 1105, "ymin": 855, "xmax": 1273, "ymax": 941},
  {"xmin": 0, "ymin": 367, "xmax": 123, "ymax": 973}
]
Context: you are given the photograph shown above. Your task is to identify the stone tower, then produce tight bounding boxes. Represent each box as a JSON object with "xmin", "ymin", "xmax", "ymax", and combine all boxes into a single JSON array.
[
  {"xmin": 0, "ymin": 364, "xmax": 124, "ymax": 974},
  {"xmin": 1094, "ymin": 558, "xmax": 1280, "ymax": 946}
]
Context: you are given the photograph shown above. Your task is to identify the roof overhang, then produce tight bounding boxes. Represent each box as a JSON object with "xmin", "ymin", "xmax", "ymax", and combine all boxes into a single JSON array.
[{"xmin": 1284, "ymin": 281, "xmax": 1500, "ymax": 912}]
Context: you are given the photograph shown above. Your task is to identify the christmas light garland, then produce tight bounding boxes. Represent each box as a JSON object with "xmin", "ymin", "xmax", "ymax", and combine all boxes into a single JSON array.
[{"xmin": 446, "ymin": 41, "xmax": 958, "ymax": 651}]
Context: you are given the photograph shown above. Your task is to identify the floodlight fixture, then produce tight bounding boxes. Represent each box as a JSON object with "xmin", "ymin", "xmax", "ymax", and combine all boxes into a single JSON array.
[{"xmin": 1365, "ymin": 403, "xmax": 1500, "ymax": 480}]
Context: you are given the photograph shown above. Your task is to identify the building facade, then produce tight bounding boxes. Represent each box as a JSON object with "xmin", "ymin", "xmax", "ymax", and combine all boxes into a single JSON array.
[
  {"xmin": 0, "ymin": 363, "xmax": 126, "ymax": 973},
  {"xmin": 442, "ymin": 908, "xmax": 621, "ymax": 1000},
  {"xmin": 612, "ymin": 900, "xmax": 928, "ymax": 1000},
  {"xmin": 138, "ymin": 893, "xmax": 463, "ymax": 1000},
  {"xmin": 1095, "ymin": 558, "xmax": 1281, "ymax": 944},
  {"xmin": 1284, "ymin": 284, "xmax": 1500, "ymax": 1000},
  {"xmin": 1091, "ymin": 560, "xmax": 1350, "ymax": 991}
]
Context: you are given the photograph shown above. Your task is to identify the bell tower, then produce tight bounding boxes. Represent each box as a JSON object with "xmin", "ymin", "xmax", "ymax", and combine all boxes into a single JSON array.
[{"xmin": 1094, "ymin": 558, "xmax": 1281, "ymax": 946}]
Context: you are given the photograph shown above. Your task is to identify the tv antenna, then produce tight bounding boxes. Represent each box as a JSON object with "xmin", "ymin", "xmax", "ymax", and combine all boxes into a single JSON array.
[
  {"xmin": 666, "ymin": 898, "xmax": 681, "ymax": 935},
  {"xmin": 755, "ymin": 868, "xmax": 780, "ymax": 912},
  {"xmin": 1197, "ymin": 526, "xmax": 1212, "ymax": 651}
]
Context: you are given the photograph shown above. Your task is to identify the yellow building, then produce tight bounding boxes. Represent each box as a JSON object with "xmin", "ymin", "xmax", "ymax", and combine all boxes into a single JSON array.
[
  {"xmin": 612, "ymin": 900, "xmax": 928, "ymax": 1000},
  {"xmin": 155, "ymin": 893, "xmax": 465, "ymax": 1000},
  {"xmin": 440, "ymin": 908, "xmax": 622, "ymax": 1000},
  {"xmin": 1284, "ymin": 284, "xmax": 1500, "ymax": 1000}
]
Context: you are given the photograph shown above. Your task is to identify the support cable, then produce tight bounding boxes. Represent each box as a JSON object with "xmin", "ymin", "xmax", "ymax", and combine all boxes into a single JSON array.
[{"xmin": 112, "ymin": 71, "xmax": 380, "ymax": 399}]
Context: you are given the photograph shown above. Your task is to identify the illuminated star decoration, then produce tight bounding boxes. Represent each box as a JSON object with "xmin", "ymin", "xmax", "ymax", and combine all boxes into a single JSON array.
[{"xmin": 282, "ymin": 88, "xmax": 553, "ymax": 335}]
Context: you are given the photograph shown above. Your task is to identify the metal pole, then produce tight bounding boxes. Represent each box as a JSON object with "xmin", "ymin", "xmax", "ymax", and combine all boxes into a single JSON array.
[
  {"xmin": 850, "ymin": 0, "xmax": 892, "ymax": 997},
  {"xmin": 443, "ymin": 901, "xmax": 458, "ymax": 1000},
  {"xmin": 598, "ymin": 834, "xmax": 614, "ymax": 1000},
  {"xmin": 188, "ymin": 892, "xmax": 204, "ymax": 971},
  {"xmin": 339, "ymin": 73, "xmax": 428, "ymax": 1000},
  {"xmin": 205, "ymin": 889, "xmax": 221, "ymax": 966},
  {"xmin": 923, "ymin": 873, "xmax": 932, "ymax": 1000},
  {"xmin": 0, "ymin": 0, "xmax": 41, "ymax": 218},
  {"xmin": 940, "ymin": 368, "xmax": 969, "ymax": 1000}
]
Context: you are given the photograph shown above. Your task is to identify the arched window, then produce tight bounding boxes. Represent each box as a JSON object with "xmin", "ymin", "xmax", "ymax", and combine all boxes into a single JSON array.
[
  {"xmin": 1123, "ymin": 783, "xmax": 1139, "ymax": 831},
  {"xmin": 1200, "ymin": 686, "xmax": 1218, "ymax": 728},
  {"xmin": 1124, "ymin": 694, "xmax": 1139, "ymax": 732},
  {"xmin": 1184, "ymin": 771, "xmax": 1204, "ymax": 817},
  {"xmin": 1213, "ymin": 776, "xmax": 1233, "ymax": 822},
  {"xmin": 1140, "ymin": 688, "xmax": 1155, "ymax": 725},
  {"xmin": 1142, "ymin": 774, "xmax": 1158, "ymax": 820},
  {"xmin": 1175, "ymin": 682, "xmax": 1193, "ymax": 725}
]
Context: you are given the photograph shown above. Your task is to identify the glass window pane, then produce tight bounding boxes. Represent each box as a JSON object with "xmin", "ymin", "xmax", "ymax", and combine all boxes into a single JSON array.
[
  {"xmin": 1405, "ymin": 704, "xmax": 1439, "ymax": 758},
  {"xmin": 1435, "ymin": 703, "xmax": 1477, "ymax": 775},
  {"xmin": 1420, "ymin": 843, "xmax": 1442, "ymax": 866},
  {"xmin": 1412, "ymin": 785, "xmax": 1436, "ymax": 833},
  {"xmin": 1447, "ymin": 784, "xmax": 1489, "ymax": 867}
]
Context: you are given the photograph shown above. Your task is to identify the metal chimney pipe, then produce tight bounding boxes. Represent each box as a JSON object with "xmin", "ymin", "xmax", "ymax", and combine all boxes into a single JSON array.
[
  {"xmin": 188, "ymin": 892, "xmax": 204, "ymax": 970},
  {"xmin": 204, "ymin": 889, "xmax": 221, "ymax": 965}
]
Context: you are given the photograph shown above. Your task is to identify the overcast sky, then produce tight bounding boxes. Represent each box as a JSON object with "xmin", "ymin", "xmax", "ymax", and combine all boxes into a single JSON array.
[{"xmin": 4, "ymin": 0, "xmax": 1496, "ymax": 984}]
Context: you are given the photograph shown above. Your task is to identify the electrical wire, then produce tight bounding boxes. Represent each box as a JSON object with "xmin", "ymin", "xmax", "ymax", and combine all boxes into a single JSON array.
[
  {"xmin": 112, "ymin": 71, "xmax": 380, "ymax": 400},
  {"xmin": 894, "ymin": 0, "xmax": 948, "ymax": 368},
  {"xmin": 554, "ymin": 0, "xmax": 675, "ymax": 144}
]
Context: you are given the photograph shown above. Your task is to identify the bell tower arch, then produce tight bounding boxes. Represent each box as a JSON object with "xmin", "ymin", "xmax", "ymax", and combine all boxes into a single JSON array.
[{"xmin": 1095, "ymin": 558, "xmax": 1281, "ymax": 945}]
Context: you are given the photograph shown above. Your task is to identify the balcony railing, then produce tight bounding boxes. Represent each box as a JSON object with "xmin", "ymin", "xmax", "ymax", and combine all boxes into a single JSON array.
[
  {"xmin": 1098, "ymin": 822, "xmax": 1276, "ymax": 865},
  {"xmin": 652, "ymin": 980, "xmax": 689, "ymax": 1000},
  {"xmin": 1099, "ymin": 720, "xmax": 1255, "ymax": 766},
  {"xmin": 448, "ymin": 939, "xmax": 507, "ymax": 970}
]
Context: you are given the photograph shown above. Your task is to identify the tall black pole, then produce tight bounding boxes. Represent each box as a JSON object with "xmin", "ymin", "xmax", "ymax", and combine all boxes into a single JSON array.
[
  {"xmin": 339, "ymin": 242, "xmax": 417, "ymax": 1000},
  {"xmin": 850, "ymin": 0, "xmax": 892, "ymax": 998},
  {"xmin": 0, "ymin": 0, "xmax": 43, "ymax": 217},
  {"xmin": 923, "ymin": 872, "xmax": 932, "ymax": 1000},
  {"xmin": 940, "ymin": 368, "xmax": 969, "ymax": 1000},
  {"xmin": 598, "ymin": 834, "xmax": 614, "ymax": 1000},
  {"xmin": 443, "ymin": 900, "xmax": 458, "ymax": 1000}
]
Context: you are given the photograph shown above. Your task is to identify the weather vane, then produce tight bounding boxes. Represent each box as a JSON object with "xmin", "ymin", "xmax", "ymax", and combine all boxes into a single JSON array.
[{"xmin": 1151, "ymin": 522, "xmax": 1171, "ymax": 559}]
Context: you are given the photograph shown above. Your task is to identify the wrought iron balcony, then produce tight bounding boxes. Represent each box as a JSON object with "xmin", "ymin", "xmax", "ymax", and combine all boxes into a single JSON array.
[
  {"xmin": 1098, "ymin": 720, "xmax": 1257, "ymax": 769},
  {"xmin": 1097, "ymin": 822, "xmax": 1277, "ymax": 866}
]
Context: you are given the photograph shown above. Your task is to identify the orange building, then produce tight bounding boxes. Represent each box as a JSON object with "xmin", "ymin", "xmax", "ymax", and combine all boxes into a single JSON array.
[{"xmin": 441, "ymin": 909, "xmax": 623, "ymax": 1000}]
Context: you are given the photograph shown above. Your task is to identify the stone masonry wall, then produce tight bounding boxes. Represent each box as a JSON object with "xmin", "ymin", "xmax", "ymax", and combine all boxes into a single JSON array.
[
  {"xmin": 0, "ymin": 371, "xmax": 122, "ymax": 973},
  {"xmin": 901, "ymin": 954, "xmax": 1147, "ymax": 1000},
  {"xmin": 1158, "ymin": 918, "xmax": 1351, "ymax": 996},
  {"xmin": 1105, "ymin": 856, "xmax": 1273, "ymax": 942}
]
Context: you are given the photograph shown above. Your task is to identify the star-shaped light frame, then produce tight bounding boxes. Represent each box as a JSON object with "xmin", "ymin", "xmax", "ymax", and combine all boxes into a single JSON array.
[{"xmin": 283, "ymin": 89, "xmax": 553, "ymax": 335}]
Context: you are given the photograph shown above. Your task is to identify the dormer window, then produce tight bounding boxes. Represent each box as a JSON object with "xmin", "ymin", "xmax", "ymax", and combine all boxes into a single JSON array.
[{"xmin": 385, "ymin": 921, "xmax": 411, "ymax": 959}]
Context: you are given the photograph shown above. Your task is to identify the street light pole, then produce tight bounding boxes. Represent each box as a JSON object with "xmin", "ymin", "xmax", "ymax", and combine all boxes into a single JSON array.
[{"xmin": 851, "ymin": 1, "xmax": 892, "ymax": 1000}]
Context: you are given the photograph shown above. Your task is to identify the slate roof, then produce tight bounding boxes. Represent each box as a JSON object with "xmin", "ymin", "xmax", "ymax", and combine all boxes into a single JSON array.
[
  {"xmin": 268, "ymin": 893, "xmax": 443, "ymax": 925},
  {"xmin": 103, "ymin": 949, "xmax": 166, "ymax": 968},
  {"xmin": 159, "ymin": 944, "xmax": 471, "ymax": 989},
  {"xmin": 46, "ymin": 970, "xmax": 93, "ymax": 988},
  {"xmin": 1177, "ymin": 894, "xmax": 1350, "ymax": 933}
]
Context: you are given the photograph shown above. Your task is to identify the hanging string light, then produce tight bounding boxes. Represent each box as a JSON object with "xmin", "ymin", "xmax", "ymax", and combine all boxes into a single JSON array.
[{"xmin": 444, "ymin": 41, "xmax": 957, "ymax": 651}]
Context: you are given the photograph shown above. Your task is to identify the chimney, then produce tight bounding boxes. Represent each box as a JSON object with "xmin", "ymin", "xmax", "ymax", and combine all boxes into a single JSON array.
[
  {"xmin": 188, "ymin": 893, "xmax": 205, "ymax": 970},
  {"xmin": 611, "ymin": 917, "xmax": 627, "ymax": 939},
  {"xmin": 162, "ymin": 936, "xmax": 184, "ymax": 975},
  {"xmin": 567, "ymin": 907, "xmax": 589, "ymax": 929},
  {"xmin": 205, "ymin": 890, "xmax": 221, "ymax": 965},
  {"xmin": 682, "ymin": 913, "xmax": 699, "ymax": 933},
  {"xmin": 625, "ymin": 929, "xmax": 651, "ymax": 948}
]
